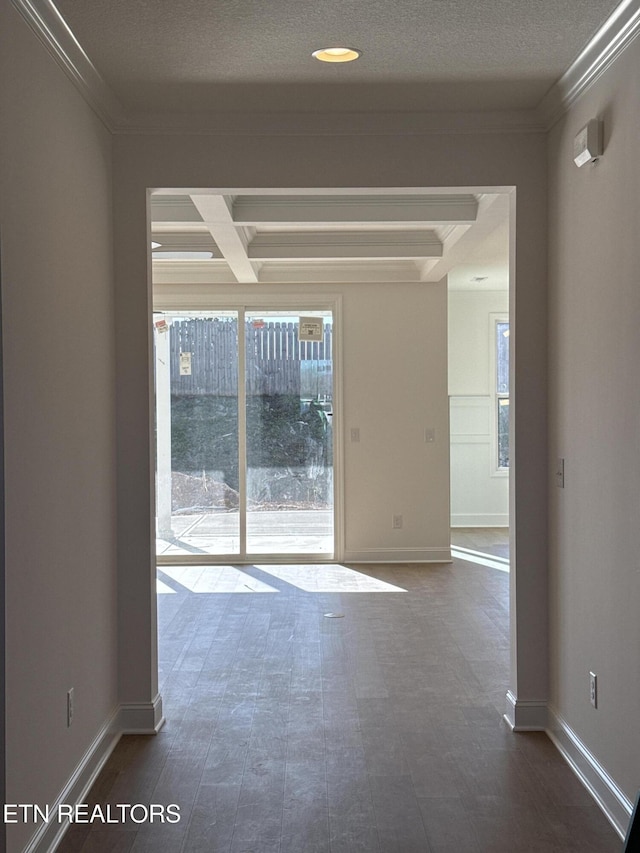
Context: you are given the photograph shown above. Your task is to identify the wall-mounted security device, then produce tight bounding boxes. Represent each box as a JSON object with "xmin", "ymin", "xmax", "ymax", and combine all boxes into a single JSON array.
[{"xmin": 573, "ymin": 119, "xmax": 603, "ymax": 167}]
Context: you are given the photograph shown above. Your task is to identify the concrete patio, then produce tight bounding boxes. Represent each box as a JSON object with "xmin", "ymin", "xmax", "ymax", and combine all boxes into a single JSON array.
[{"xmin": 156, "ymin": 508, "xmax": 334, "ymax": 556}]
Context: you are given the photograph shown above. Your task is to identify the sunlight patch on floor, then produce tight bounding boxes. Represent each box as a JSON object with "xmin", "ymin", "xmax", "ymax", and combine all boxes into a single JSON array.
[
  {"xmin": 451, "ymin": 545, "xmax": 510, "ymax": 573},
  {"xmin": 254, "ymin": 563, "xmax": 406, "ymax": 592},
  {"xmin": 158, "ymin": 565, "xmax": 279, "ymax": 593}
]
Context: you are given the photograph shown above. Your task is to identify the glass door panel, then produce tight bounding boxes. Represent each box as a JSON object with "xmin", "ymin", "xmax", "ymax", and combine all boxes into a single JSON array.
[
  {"xmin": 245, "ymin": 311, "xmax": 334, "ymax": 555},
  {"xmin": 155, "ymin": 307, "xmax": 335, "ymax": 559},
  {"xmin": 155, "ymin": 312, "xmax": 240, "ymax": 557}
]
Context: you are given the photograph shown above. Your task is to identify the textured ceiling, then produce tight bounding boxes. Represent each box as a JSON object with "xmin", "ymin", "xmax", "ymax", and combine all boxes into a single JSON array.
[{"xmin": 53, "ymin": 0, "xmax": 620, "ymax": 114}]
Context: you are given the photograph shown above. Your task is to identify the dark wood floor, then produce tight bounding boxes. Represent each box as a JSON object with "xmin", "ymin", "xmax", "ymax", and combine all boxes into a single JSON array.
[
  {"xmin": 450, "ymin": 528, "xmax": 510, "ymax": 561},
  {"xmin": 58, "ymin": 555, "xmax": 620, "ymax": 852}
]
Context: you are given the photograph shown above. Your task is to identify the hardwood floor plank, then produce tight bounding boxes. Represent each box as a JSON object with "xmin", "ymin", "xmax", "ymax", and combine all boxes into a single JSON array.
[
  {"xmin": 76, "ymin": 830, "xmax": 138, "ymax": 853},
  {"xmin": 281, "ymin": 761, "xmax": 329, "ymax": 853},
  {"xmin": 418, "ymin": 796, "xmax": 481, "ymax": 852},
  {"xmin": 178, "ymin": 782, "xmax": 241, "ymax": 853},
  {"xmin": 368, "ymin": 774, "xmax": 434, "ymax": 852}
]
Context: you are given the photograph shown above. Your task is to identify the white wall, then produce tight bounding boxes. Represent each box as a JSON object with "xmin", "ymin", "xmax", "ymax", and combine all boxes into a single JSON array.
[
  {"xmin": 0, "ymin": 6, "xmax": 118, "ymax": 852},
  {"xmin": 449, "ymin": 290, "xmax": 509, "ymax": 526},
  {"xmin": 548, "ymin": 32, "xmax": 640, "ymax": 820},
  {"xmin": 155, "ymin": 280, "xmax": 450, "ymax": 562},
  {"xmin": 342, "ymin": 281, "xmax": 449, "ymax": 560}
]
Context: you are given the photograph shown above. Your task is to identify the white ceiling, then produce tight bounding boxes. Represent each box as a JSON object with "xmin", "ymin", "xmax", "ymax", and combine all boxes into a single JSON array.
[{"xmin": 33, "ymin": 0, "xmax": 625, "ymax": 287}]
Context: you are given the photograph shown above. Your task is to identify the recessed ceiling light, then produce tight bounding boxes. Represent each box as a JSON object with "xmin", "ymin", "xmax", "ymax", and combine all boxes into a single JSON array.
[{"xmin": 312, "ymin": 47, "xmax": 362, "ymax": 63}]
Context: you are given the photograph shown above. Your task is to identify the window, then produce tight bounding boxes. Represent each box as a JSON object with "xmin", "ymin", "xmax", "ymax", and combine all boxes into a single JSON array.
[{"xmin": 495, "ymin": 319, "xmax": 510, "ymax": 470}]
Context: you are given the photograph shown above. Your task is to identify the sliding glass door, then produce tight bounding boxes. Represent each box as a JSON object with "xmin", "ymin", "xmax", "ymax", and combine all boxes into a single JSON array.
[
  {"xmin": 245, "ymin": 311, "xmax": 333, "ymax": 554},
  {"xmin": 154, "ymin": 308, "xmax": 334, "ymax": 560}
]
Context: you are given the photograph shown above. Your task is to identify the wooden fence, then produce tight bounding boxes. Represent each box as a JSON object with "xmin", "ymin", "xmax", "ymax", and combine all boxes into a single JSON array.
[{"xmin": 168, "ymin": 318, "xmax": 333, "ymax": 397}]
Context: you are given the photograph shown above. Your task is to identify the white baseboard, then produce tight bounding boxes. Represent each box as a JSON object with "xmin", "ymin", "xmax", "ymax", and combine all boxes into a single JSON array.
[
  {"xmin": 23, "ymin": 695, "xmax": 165, "ymax": 853},
  {"xmin": 451, "ymin": 514, "xmax": 509, "ymax": 527},
  {"xmin": 503, "ymin": 689, "xmax": 548, "ymax": 731},
  {"xmin": 118, "ymin": 693, "xmax": 165, "ymax": 734},
  {"xmin": 343, "ymin": 547, "xmax": 451, "ymax": 563},
  {"xmin": 547, "ymin": 708, "xmax": 633, "ymax": 841},
  {"xmin": 23, "ymin": 709, "xmax": 122, "ymax": 853}
]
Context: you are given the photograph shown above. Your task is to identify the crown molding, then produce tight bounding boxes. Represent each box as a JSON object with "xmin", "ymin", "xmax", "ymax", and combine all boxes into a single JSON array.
[
  {"xmin": 119, "ymin": 109, "xmax": 544, "ymax": 137},
  {"xmin": 17, "ymin": 0, "xmax": 640, "ymax": 138},
  {"xmin": 537, "ymin": 0, "xmax": 640, "ymax": 128},
  {"xmin": 11, "ymin": 0, "xmax": 126, "ymax": 131}
]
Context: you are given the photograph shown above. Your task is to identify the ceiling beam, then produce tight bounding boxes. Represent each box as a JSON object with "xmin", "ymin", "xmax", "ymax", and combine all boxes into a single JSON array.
[
  {"xmin": 257, "ymin": 261, "xmax": 422, "ymax": 284},
  {"xmin": 232, "ymin": 195, "xmax": 478, "ymax": 226},
  {"xmin": 247, "ymin": 230, "xmax": 443, "ymax": 260},
  {"xmin": 190, "ymin": 195, "xmax": 259, "ymax": 283},
  {"xmin": 420, "ymin": 194, "xmax": 506, "ymax": 282},
  {"xmin": 150, "ymin": 195, "xmax": 204, "ymax": 223}
]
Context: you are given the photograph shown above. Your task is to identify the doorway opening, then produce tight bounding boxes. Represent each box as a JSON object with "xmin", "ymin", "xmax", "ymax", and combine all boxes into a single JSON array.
[
  {"xmin": 447, "ymin": 194, "xmax": 510, "ymax": 571},
  {"xmin": 145, "ymin": 183, "xmax": 535, "ymax": 734}
]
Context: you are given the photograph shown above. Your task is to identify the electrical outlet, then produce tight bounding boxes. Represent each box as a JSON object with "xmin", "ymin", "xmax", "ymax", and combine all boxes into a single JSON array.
[
  {"xmin": 67, "ymin": 688, "xmax": 74, "ymax": 727},
  {"xmin": 589, "ymin": 672, "xmax": 597, "ymax": 708},
  {"xmin": 392, "ymin": 514, "xmax": 403, "ymax": 529},
  {"xmin": 556, "ymin": 457, "xmax": 565, "ymax": 488},
  {"xmin": 424, "ymin": 427, "xmax": 435, "ymax": 443},
  {"xmin": 350, "ymin": 427, "xmax": 360, "ymax": 443}
]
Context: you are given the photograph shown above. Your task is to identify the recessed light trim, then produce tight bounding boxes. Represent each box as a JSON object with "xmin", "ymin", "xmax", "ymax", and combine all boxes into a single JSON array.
[{"xmin": 312, "ymin": 47, "xmax": 362, "ymax": 63}]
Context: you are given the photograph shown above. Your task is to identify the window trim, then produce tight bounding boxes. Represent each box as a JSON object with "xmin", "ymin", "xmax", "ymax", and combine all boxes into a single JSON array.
[{"xmin": 489, "ymin": 312, "xmax": 509, "ymax": 477}]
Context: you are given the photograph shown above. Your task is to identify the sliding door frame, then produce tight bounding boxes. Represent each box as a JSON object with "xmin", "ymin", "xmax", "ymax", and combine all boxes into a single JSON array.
[{"xmin": 154, "ymin": 288, "xmax": 344, "ymax": 564}]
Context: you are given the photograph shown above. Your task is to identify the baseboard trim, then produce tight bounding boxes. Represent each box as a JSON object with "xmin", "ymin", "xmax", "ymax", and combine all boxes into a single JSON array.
[
  {"xmin": 22, "ymin": 695, "xmax": 166, "ymax": 853},
  {"xmin": 503, "ymin": 690, "xmax": 548, "ymax": 731},
  {"xmin": 23, "ymin": 708, "xmax": 122, "ymax": 853},
  {"xmin": 118, "ymin": 693, "xmax": 165, "ymax": 734},
  {"xmin": 344, "ymin": 547, "xmax": 451, "ymax": 563},
  {"xmin": 547, "ymin": 708, "xmax": 632, "ymax": 840}
]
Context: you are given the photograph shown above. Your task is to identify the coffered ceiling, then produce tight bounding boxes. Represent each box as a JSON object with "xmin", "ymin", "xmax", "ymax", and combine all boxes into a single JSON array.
[{"xmin": 151, "ymin": 190, "xmax": 510, "ymax": 288}]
